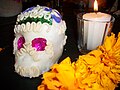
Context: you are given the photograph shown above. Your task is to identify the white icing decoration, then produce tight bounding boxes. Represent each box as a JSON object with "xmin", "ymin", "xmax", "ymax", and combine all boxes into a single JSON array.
[
  {"xmin": 14, "ymin": 26, "xmax": 17, "ymax": 34},
  {"xmin": 38, "ymin": 12, "xmax": 44, "ymax": 18},
  {"xmin": 16, "ymin": 66, "xmax": 40, "ymax": 78},
  {"xmin": 36, "ymin": 22, "xmax": 42, "ymax": 32},
  {"xmin": 30, "ymin": 66, "xmax": 40, "ymax": 77},
  {"xmin": 21, "ymin": 23, "xmax": 25, "ymax": 32},
  {"xmin": 20, "ymin": 48, "xmax": 25, "ymax": 54},
  {"xmin": 64, "ymin": 36, "xmax": 67, "ymax": 45},
  {"xmin": 15, "ymin": 20, "xmax": 66, "ymax": 36},
  {"xmin": 25, "ymin": 23, "xmax": 29, "ymax": 32},
  {"xmin": 44, "ymin": 13, "xmax": 51, "ymax": 21}
]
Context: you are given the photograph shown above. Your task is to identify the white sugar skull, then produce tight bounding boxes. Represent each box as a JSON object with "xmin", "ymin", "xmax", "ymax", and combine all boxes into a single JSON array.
[{"xmin": 13, "ymin": 5, "xmax": 67, "ymax": 78}]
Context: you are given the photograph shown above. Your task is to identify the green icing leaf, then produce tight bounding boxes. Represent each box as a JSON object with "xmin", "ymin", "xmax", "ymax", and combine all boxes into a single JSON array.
[{"xmin": 18, "ymin": 17, "xmax": 52, "ymax": 25}]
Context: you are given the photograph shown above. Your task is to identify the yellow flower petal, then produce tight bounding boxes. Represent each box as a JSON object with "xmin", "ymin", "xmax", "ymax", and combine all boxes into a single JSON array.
[
  {"xmin": 60, "ymin": 57, "xmax": 71, "ymax": 64},
  {"xmin": 100, "ymin": 73, "xmax": 116, "ymax": 90},
  {"xmin": 37, "ymin": 85, "xmax": 45, "ymax": 90},
  {"xmin": 44, "ymin": 78, "xmax": 60, "ymax": 90},
  {"xmin": 43, "ymin": 72, "xmax": 56, "ymax": 79},
  {"xmin": 56, "ymin": 69, "xmax": 75, "ymax": 88},
  {"xmin": 82, "ymin": 73, "xmax": 98, "ymax": 85},
  {"xmin": 92, "ymin": 83, "xmax": 104, "ymax": 90},
  {"xmin": 80, "ymin": 55, "xmax": 100, "ymax": 65},
  {"xmin": 88, "ymin": 50, "xmax": 102, "ymax": 57},
  {"xmin": 91, "ymin": 63, "xmax": 104, "ymax": 73},
  {"xmin": 103, "ymin": 33, "xmax": 116, "ymax": 51}
]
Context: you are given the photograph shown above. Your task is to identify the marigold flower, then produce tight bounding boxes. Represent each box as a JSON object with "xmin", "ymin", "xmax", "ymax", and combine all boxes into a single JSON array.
[{"xmin": 38, "ymin": 32, "xmax": 120, "ymax": 90}]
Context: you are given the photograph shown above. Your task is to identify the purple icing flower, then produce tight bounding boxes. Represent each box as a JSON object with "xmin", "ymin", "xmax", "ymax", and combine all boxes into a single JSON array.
[
  {"xmin": 55, "ymin": 11, "xmax": 62, "ymax": 18},
  {"xmin": 51, "ymin": 14, "xmax": 61, "ymax": 23},
  {"xmin": 32, "ymin": 38, "xmax": 47, "ymax": 51},
  {"xmin": 17, "ymin": 36, "xmax": 25, "ymax": 50},
  {"xmin": 44, "ymin": 7, "xmax": 52, "ymax": 12},
  {"xmin": 44, "ymin": 7, "xmax": 61, "ymax": 23},
  {"xmin": 23, "ymin": 6, "xmax": 35, "ymax": 13}
]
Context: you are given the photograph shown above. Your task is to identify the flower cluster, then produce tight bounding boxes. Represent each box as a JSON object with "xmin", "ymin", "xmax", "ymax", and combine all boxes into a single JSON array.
[{"xmin": 38, "ymin": 32, "xmax": 120, "ymax": 90}]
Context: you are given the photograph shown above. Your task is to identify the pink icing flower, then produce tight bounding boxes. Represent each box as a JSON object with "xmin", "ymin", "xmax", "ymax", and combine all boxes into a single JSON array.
[
  {"xmin": 32, "ymin": 38, "xmax": 47, "ymax": 51},
  {"xmin": 17, "ymin": 36, "xmax": 25, "ymax": 50}
]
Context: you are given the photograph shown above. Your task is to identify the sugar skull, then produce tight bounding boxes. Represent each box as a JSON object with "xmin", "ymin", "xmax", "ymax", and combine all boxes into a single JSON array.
[{"xmin": 13, "ymin": 5, "xmax": 67, "ymax": 78}]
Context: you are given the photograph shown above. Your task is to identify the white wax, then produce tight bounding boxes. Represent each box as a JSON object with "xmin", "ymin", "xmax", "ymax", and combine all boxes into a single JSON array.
[
  {"xmin": 83, "ymin": 12, "xmax": 111, "ymax": 50},
  {"xmin": 83, "ymin": 12, "xmax": 111, "ymax": 21}
]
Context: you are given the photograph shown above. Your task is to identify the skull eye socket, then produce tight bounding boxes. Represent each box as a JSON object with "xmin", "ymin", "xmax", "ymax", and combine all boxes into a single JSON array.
[
  {"xmin": 32, "ymin": 38, "xmax": 47, "ymax": 51},
  {"xmin": 17, "ymin": 36, "xmax": 25, "ymax": 50}
]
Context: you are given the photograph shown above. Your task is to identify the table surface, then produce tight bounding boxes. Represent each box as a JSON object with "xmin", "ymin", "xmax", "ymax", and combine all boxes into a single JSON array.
[{"xmin": 0, "ymin": 2, "xmax": 120, "ymax": 90}]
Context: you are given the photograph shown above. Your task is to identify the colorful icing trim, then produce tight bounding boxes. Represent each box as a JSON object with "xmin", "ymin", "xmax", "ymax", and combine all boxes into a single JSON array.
[
  {"xmin": 44, "ymin": 7, "xmax": 61, "ymax": 23},
  {"xmin": 17, "ymin": 5, "xmax": 62, "ymax": 25},
  {"xmin": 51, "ymin": 14, "xmax": 61, "ymax": 23},
  {"xmin": 44, "ymin": 7, "xmax": 52, "ymax": 12},
  {"xmin": 18, "ymin": 17, "xmax": 52, "ymax": 25}
]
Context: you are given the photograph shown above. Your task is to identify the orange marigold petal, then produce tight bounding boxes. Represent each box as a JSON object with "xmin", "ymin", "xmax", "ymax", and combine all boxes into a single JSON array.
[
  {"xmin": 56, "ymin": 70, "xmax": 75, "ymax": 88},
  {"xmin": 60, "ymin": 57, "xmax": 71, "ymax": 64},
  {"xmin": 88, "ymin": 50, "xmax": 102, "ymax": 57},
  {"xmin": 103, "ymin": 33, "xmax": 116, "ymax": 51},
  {"xmin": 44, "ymin": 78, "xmax": 59, "ymax": 90},
  {"xmin": 80, "ymin": 55, "xmax": 100, "ymax": 65},
  {"xmin": 43, "ymin": 72, "xmax": 56, "ymax": 79}
]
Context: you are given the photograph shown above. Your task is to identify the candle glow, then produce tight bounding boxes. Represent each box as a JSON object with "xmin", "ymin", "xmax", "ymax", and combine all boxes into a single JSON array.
[{"xmin": 94, "ymin": 0, "xmax": 98, "ymax": 12}]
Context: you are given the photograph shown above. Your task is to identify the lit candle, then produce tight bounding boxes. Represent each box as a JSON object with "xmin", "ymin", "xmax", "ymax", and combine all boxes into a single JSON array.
[
  {"xmin": 83, "ymin": 0, "xmax": 111, "ymax": 50},
  {"xmin": 94, "ymin": 0, "xmax": 98, "ymax": 12}
]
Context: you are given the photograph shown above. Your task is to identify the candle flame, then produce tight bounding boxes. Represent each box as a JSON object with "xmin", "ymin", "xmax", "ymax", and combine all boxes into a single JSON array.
[{"xmin": 94, "ymin": 0, "xmax": 98, "ymax": 12}]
